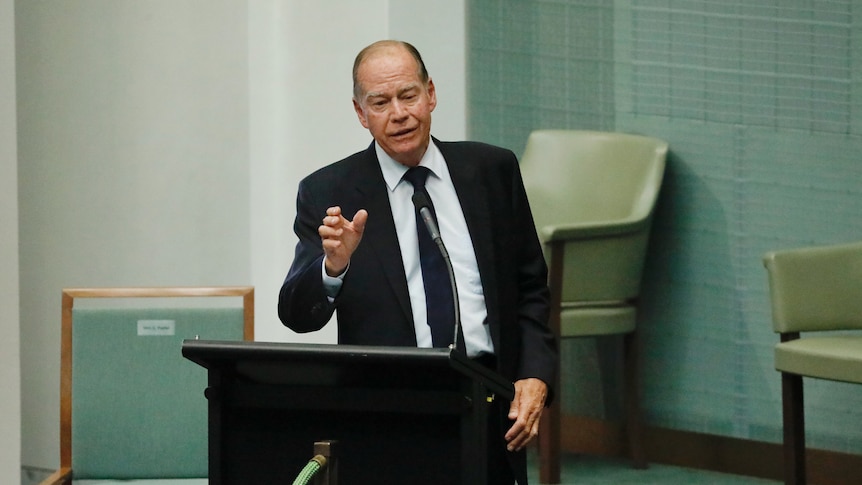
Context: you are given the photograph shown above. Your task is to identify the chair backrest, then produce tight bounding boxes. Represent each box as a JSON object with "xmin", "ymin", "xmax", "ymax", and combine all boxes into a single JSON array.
[
  {"xmin": 60, "ymin": 287, "xmax": 254, "ymax": 480},
  {"xmin": 520, "ymin": 130, "xmax": 668, "ymax": 235},
  {"xmin": 520, "ymin": 130, "xmax": 668, "ymax": 302},
  {"xmin": 763, "ymin": 242, "xmax": 862, "ymax": 333}
]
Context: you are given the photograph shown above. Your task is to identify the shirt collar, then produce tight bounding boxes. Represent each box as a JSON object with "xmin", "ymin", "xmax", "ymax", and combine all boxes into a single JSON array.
[{"xmin": 376, "ymin": 139, "xmax": 444, "ymax": 192}]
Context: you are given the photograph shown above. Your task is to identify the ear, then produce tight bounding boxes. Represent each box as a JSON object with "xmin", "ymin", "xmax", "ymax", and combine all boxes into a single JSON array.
[
  {"xmin": 427, "ymin": 78, "xmax": 437, "ymax": 112},
  {"xmin": 353, "ymin": 98, "xmax": 369, "ymax": 129}
]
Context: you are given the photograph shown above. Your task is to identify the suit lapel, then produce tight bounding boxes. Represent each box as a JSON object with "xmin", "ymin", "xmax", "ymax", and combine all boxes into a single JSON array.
[{"xmin": 351, "ymin": 146, "xmax": 414, "ymax": 325}]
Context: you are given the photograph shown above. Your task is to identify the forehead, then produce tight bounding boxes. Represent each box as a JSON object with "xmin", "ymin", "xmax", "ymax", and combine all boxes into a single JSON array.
[{"xmin": 357, "ymin": 47, "xmax": 422, "ymax": 94}]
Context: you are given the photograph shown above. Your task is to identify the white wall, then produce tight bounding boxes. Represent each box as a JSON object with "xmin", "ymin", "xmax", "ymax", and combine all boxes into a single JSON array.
[
  {"xmin": 1, "ymin": 0, "xmax": 21, "ymax": 482},
  {"xmin": 17, "ymin": 0, "xmax": 251, "ymax": 469},
  {"xmin": 18, "ymin": 0, "xmax": 466, "ymax": 471},
  {"xmin": 248, "ymin": 0, "xmax": 390, "ymax": 344},
  {"xmin": 390, "ymin": 0, "xmax": 467, "ymax": 141},
  {"xmin": 250, "ymin": 0, "xmax": 467, "ymax": 343}
]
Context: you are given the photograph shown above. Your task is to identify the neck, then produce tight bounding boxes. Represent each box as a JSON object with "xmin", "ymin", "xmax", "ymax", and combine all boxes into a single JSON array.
[{"xmin": 389, "ymin": 139, "xmax": 432, "ymax": 168}]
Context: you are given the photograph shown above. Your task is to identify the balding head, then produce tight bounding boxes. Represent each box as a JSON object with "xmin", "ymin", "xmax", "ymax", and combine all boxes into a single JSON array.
[{"xmin": 352, "ymin": 40, "xmax": 429, "ymax": 101}]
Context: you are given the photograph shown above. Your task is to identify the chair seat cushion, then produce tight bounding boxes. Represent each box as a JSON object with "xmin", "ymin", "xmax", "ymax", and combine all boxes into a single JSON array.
[
  {"xmin": 75, "ymin": 480, "xmax": 207, "ymax": 485},
  {"xmin": 775, "ymin": 336, "xmax": 862, "ymax": 384},
  {"xmin": 560, "ymin": 305, "xmax": 636, "ymax": 337}
]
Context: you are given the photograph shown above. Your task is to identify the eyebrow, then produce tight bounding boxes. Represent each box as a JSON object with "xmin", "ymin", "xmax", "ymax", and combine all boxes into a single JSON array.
[{"xmin": 364, "ymin": 83, "xmax": 420, "ymax": 101}]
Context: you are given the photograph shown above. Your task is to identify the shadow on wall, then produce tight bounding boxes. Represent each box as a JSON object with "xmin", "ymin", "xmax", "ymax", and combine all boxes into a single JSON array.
[{"xmin": 636, "ymin": 149, "xmax": 748, "ymax": 436}]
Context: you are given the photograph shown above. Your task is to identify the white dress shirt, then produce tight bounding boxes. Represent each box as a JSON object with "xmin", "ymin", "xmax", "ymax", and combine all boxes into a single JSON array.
[{"xmin": 377, "ymin": 141, "xmax": 494, "ymax": 357}]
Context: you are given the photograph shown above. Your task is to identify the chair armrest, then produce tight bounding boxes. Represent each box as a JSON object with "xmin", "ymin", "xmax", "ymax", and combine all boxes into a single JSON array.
[
  {"xmin": 39, "ymin": 468, "xmax": 72, "ymax": 485},
  {"xmin": 540, "ymin": 216, "xmax": 650, "ymax": 242}
]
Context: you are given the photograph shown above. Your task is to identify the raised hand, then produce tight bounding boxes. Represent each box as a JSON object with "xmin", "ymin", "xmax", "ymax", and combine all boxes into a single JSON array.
[{"xmin": 319, "ymin": 206, "xmax": 368, "ymax": 276}]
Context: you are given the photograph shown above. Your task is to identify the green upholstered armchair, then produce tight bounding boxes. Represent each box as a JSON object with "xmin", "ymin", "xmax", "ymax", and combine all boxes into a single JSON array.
[
  {"xmin": 41, "ymin": 287, "xmax": 254, "ymax": 485},
  {"xmin": 763, "ymin": 241, "xmax": 862, "ymax": 485},
  {"xmin": 519, "ymin": 130, "xmax": 668, "ymax": 483}
]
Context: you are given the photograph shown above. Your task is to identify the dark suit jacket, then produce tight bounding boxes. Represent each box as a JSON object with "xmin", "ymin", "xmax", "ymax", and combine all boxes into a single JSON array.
[{"xmin": 279, "ymin": 138, "xmax": 557, "ymax": 390}]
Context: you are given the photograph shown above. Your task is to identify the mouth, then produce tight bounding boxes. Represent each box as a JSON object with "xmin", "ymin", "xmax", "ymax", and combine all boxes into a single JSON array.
[{"xmin": 390, "ymin": 127, "xmax": 416, "ymax": 139}]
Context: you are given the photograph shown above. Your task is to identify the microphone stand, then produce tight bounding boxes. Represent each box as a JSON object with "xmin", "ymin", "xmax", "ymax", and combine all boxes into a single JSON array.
[
  {"xmin": 433, "ymin": 235, "xmax": 461, "ymax": 352},
  {"xmin": 412, "ymin": 193, "xmax": 463, "ymax": 353}
]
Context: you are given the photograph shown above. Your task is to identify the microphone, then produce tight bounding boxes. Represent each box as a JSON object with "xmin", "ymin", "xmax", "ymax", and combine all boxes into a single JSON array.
[
  {"xmin": 414, "ymin": 194, "xmax": 442, "ymax": 242},
  {"xmin": 411, "ymin": 191, "xmax": 462, "ymax": 352}
]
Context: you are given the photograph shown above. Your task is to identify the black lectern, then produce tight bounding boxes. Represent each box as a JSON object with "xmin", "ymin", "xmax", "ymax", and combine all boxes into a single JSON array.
[{"xmin": 181, "ymin": 340, "xmax": 515, "ymax": 484}]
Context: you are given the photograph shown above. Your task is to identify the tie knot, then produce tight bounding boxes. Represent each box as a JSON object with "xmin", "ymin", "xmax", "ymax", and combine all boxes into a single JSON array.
[{"xmin": 403, "ymin": 166, "xmax": 432, "ymax": 190}]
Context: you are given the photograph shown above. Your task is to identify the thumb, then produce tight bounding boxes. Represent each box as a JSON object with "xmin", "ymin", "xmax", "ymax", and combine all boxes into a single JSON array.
[
  {"xmin": 508, "ymin": 396, "xmax": 520, "ymax": 419},
  {"xmin": 351, "ymin": 209, "xmax": 369, "ymax": 233}
]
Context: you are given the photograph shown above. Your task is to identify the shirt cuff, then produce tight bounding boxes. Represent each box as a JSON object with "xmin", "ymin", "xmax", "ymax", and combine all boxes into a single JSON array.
[{"xmin": 322, "ymin": 257, "xmax": 347, "ymax": 301}]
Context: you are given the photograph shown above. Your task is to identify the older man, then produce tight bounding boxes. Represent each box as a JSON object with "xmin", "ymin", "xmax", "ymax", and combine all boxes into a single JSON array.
[{"xmin": 279, "ymin": 40, "xmax": 557, "ymax": 484}]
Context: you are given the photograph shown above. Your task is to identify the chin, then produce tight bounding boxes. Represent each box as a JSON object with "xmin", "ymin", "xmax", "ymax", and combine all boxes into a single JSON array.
[{"xmin": 390, "ymin": 142, "xmax": 419, "ymax": 155}]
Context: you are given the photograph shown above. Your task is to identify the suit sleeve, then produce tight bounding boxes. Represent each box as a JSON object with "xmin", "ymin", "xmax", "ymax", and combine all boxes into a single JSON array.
[
  {"xmin": 277, "ymin": 177, "xmax": 337, "ymax": 332},
  {"xmin": 509, "ymin": 154, "xmax": 558, "ymax": 397}
]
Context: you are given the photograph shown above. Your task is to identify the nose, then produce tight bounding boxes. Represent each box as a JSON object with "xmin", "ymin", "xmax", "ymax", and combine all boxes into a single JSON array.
[{"xmin": 390, "ymin": 99, "xmax": 408, "ymax": 120}]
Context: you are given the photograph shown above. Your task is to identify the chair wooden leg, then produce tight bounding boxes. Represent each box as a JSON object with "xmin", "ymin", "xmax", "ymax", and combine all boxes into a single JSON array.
[
  {"xmin": 623, "ymin": 331, "xmax": 647, "ymax": 469},
  {"xmin": 539, "ymin": 240, "xmax": 563, "ymax": 484},
  {"xmin": 782, "ymin": 372, "xmax": 805, "ymax": 485},
  {"xmin": 538, "ymin": 390, "xmax": 561, "ymax": 483}
]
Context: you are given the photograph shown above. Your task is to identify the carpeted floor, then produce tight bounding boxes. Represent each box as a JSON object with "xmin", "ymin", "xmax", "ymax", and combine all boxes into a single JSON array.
[{"xmin": 526, "ymin": 452, "xmax": 780, "ymax": 485}]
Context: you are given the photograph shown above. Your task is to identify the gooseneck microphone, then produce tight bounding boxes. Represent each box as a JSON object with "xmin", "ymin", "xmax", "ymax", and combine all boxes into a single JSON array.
[{"xmin": 411, "ymin": 191, "xmax": 462, "ymax": 352}]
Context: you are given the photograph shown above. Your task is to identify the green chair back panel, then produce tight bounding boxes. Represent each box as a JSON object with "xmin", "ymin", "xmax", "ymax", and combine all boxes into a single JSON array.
[
  {"xmin": 521, "ymin": 130, "xmax": 667, "ymax": 230},
  {"xmin": 764, "ymin": 241, "xmax": 862, "ymax": 333},
  {"xmin": 71, "ymin": 307, "xmax": 243, "ymax": 479}
]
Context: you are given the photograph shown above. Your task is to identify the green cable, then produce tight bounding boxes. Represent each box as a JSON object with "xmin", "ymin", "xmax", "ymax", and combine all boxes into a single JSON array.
[{"xmin": 292, "ymin": 454, "xmax": 327, "ymax": 485}]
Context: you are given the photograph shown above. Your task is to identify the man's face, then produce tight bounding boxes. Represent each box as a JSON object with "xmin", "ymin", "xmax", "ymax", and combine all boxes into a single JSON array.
[{"xmin": 353, "ymin": 46, "xmax": 437, "ymax": 167}]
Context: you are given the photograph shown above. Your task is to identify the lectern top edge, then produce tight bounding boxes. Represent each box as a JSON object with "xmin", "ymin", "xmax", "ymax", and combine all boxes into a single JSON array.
[
  {"xmin": 181, "ymin": 339, "xmax": 515, "ymax": 402},
  {"xmin": 181, "ymin": 339, "xmax": 452, "ymax": 365}
]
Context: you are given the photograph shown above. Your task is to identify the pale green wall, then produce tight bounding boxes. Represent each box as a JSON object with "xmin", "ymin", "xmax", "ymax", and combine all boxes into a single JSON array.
[
  {"xmin": 468, "ymin": 0, "xmax": 862, "ymax": 454},
  {"xmin": 1, "ymin": 0, "xmax": 21, "ymax": 481}
]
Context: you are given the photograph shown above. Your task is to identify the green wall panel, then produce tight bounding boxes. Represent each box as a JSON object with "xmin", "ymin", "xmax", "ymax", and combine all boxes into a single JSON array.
[{"xmin": 469, "ymin": 0, "xmax": 862, "ymax": 454}]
